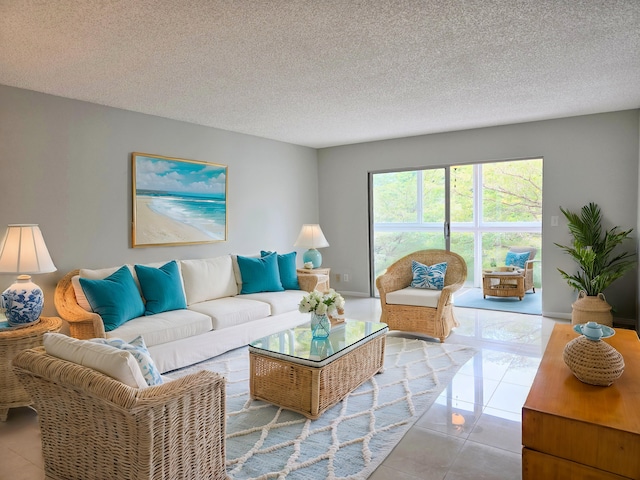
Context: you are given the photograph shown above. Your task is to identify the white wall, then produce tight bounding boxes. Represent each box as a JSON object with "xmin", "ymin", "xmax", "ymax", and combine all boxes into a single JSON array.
[
  {"xmin": 0, "ymin": 85, "xmax": 319, "ymax": 316},
  {"xmin": 318, "ymin": 111, "xmax": 640, "ymax": 322},
  {"xmin": 2, "ymin": 84, "xmax": 638, "ymax": 323}
]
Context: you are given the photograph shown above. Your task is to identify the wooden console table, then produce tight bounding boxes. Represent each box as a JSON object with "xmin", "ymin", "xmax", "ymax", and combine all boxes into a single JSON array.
[{"xmin": 522, "ymin": 324, "xmax": 640, "ymax": 479}]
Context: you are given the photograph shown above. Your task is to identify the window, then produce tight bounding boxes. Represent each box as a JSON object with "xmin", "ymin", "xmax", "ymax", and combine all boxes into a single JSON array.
[{"xmin": 370, "ymin": 159, "xmax": 542, "ymax": 293}]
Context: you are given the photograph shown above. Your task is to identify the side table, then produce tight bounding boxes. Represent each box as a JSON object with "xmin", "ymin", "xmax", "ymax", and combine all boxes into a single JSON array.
[
  {"xmin": 297, "ymin": 267, "xmax": 331, "ymax": 292},
  {"xmin": 0, "ymin": 316, "xmax": 62, "ymax": 421}
]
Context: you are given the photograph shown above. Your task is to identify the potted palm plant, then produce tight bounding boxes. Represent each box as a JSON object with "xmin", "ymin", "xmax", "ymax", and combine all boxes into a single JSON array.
[{"xmin": 555, "ymin": 202, "xmax": 636, "ymax": 326}]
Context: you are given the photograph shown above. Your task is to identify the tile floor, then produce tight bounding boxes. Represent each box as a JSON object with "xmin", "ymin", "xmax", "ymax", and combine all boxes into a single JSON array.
[{"xmin": 0, "ymin": 294, "xmax": 563, "ymax": 480}]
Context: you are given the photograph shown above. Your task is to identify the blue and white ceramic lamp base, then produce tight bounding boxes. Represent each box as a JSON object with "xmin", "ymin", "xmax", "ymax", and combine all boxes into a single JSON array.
[{"xmin": 1, "ymin": 275, "xmax": 44, "ymax": 326}]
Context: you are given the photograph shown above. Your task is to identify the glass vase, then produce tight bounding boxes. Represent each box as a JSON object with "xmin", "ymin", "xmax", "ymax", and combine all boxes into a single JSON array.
[{"xmin": 311, "ymin": 312, "xmax": 331, "ymax": 339}]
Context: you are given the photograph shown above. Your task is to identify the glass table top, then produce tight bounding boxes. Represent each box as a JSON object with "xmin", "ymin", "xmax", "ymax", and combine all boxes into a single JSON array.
[{"xmin": 248, "ymin": 319, "xmax": 388, "ymax": 367}]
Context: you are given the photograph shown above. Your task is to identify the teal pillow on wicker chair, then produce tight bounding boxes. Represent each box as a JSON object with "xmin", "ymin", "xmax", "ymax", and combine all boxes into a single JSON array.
[{"xmin": 505, "ymin": 251, "xmax": 530, "ymax": 269}]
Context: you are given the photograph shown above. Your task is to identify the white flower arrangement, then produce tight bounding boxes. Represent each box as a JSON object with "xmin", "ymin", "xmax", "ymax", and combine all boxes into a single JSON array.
[{"xmin": 298, "ymin": 289, "xmax": 345, "ymax": 316}]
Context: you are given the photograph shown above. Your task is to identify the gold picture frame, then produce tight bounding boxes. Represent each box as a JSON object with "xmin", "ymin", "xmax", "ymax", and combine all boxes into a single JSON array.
[{"xmin": 132, "ymin": 152, "xmax": 227, "ymax": 247}]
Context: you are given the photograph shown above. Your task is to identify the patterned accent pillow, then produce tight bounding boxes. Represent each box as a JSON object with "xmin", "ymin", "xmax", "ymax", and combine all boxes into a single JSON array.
[
  {"xmin": 410, "ymin": 260, "xmax": 448, "ymax": 290},
  {"xmin": 91, "ymin": 335, "xmax": 163, "ymax": 386},
  {"xmin": 505, "ymin": 251, "xmax": 530, "ymax": 269}
]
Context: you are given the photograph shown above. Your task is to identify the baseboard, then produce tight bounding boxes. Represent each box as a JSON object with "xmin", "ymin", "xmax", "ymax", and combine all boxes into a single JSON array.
[
  {"xmin": 542, "ymin": 311, "xmax": 637, "ymax": 330},
  {"xmin": 542, "ymin": 311, "xmax": 571, "ymax": 320},
  {"xmin": 337, "ymin": 290, "xmax": 369, "ymax": 297}
]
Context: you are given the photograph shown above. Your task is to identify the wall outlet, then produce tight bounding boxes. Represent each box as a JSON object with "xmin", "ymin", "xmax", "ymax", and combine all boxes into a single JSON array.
[
  {"xmin": 551, "ymin": 215, "xmax": 559, "ymax": 227},
  {"xmin": 342, "ymin": 273, "xmax": 349, "ymax": 282}
]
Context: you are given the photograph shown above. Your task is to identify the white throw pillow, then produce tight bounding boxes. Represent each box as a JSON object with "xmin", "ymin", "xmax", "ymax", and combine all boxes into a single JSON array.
[
  {"xmin": 71, "ymin": 275, "xmax": 92, "ymax": 311},
  {"xmin": 91, "ymin": 336, "xmax": 163, "ymax": 386},
  {"xmin": 180, "ymin": 256, "xmax": 238, "ymax": 305},
  {"xmin": 43, "ymin": 333, "xmax": 148, "ymax": 389}
]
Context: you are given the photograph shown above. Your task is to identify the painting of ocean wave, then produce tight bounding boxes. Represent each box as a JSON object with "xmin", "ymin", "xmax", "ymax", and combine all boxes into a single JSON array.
[{"xmin": 132, "ymin": 153, "xmax": 227, "ymax": 247}]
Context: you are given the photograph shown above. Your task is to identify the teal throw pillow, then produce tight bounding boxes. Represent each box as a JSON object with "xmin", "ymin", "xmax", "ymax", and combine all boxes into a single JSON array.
[
  {"xmin": 91, "ymin": 335, "xmax": 163, "ymax": 386},
  {"xmin": 237, "ymin": 253, "xmax": 284, "ymax": 294},
  {"xmin": 261, "ymin": 250, "xmax": 300, "ymax": 290},
  {"xmin": 79, "ymin": 266, "xmax": 145, "ymax": 332},
  {"xmin": 134, "ymin": 261, "xmax": 187, "ymax": 315},
  {"xmin": 505, "ymin": 251, "xmax": 530, "ymax": 269},
  {"xmin": 410, "ymin": 260, "xmax": 448, "ymax": 290}
]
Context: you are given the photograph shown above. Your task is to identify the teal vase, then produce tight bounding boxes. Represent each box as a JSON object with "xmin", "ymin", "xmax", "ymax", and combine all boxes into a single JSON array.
[{"xmin": 311, "ymin": 313, "xmax": 331, "ymax": 338}]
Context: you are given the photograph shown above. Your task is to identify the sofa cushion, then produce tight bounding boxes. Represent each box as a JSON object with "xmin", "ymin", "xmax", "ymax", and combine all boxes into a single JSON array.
[
  {"xmin": 43, "ymin": 332, "xmax": 148, "ymax": 389},
  {"xmin": 240, "ymin": 290, "xmax": 306, "ymax": 316},
  {"xmin": 188, "ymin": 297, "xmax": 271, "ymax": 330},
  {"xmin": 410, "ymin": 260, "xmax": 447, "ymax": 290},
  {"xmin": 106, "ymin": 309, "xmax": 212, "ymax": 347},
  {"xmin": 237, "ymin": 252, "xmax": 284, "ymax": 294},
  {"xmin": 261, "ymin": 250, "xmax": 300, "ymax": 290},
  {"xmin": 91, "ymin": 335, "xmax": 163, "ymax": 386},
  {"xmin": 385, "ymin": 286, "xmax": 441, "ymax": 308},
  {"xmin": 135, "ymin": 261, "xmax": 187, "ymax": 315},
  {"xmin": 79, "ymin": 266, "xmax": 145, "ymax": 331},
  {"xmin": 180, "ymin": 256, "xmax": 237, "ymax": 305}
]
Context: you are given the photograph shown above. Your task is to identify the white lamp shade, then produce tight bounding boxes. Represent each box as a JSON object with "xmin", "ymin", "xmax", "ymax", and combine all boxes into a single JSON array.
[
  {"xmin": 0, "ymin": 225, "xmax": 57, "ymax": 274},
  {"xmin": 293, "ymin": 224, "xmax": 329, "ymax": 249}
]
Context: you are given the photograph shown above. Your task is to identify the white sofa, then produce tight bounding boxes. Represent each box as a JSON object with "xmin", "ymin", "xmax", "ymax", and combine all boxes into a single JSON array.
[{"xmin": 54, "ymin": 254, "xmax": 326, "ymax": 373}]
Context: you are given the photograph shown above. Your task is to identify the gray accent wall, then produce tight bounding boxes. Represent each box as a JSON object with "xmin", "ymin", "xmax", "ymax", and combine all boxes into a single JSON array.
[
  {"xmin": 0, "ymin": 85, "xmax": 319, "ymax": 317},
  {"xmin": 318, "ymin": 111, "xmax": 640, "ymax": 322},
  {"xmin": 1, "ymin": 83, "xmax": 639, "ymax": 325}
]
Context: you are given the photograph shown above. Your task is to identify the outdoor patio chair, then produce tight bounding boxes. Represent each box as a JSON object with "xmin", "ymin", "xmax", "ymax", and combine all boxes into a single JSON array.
[{"xmin": 482, "ymin": 246, "xmax": 537, "ymax": 300}]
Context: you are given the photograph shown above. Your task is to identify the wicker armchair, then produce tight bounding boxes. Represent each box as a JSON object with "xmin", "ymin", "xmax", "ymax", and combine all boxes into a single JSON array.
[
  {"xmin": 376, "ymin": 250, "xmax": 467, "ymax": 342},
  {"xmin": 12, "ymin": 347, "xmax": 228, "ymax": 480}
]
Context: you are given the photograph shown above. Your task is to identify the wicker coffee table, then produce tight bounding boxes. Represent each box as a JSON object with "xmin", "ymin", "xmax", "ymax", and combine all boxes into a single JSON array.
[{"xmin": 249, "ymin": 319, "xmax": 388, "ymax": 419}]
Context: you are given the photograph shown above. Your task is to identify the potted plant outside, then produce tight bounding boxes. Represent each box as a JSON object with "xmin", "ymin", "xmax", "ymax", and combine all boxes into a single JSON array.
[{"xmin": 555, "ymin": 202, "xmax": 636, "ymax": 326}]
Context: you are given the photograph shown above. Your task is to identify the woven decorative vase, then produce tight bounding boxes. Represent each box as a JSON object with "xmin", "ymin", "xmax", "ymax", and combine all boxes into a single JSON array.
[
  {"xmin": 563, "ymin": 335, "xmax": 625, "ymax": 386},
  {"xmin": 571, "ymin": 291, "xmax": 613, "ymax": 327}
]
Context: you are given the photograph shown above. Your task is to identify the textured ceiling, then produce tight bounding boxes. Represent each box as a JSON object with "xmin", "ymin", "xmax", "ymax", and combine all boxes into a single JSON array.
[{"xmin": 1, "ymin": 1, "xmax": 639, "ymax": 148}]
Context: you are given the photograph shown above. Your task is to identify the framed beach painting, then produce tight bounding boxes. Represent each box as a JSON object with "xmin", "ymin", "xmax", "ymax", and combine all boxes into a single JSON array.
[{"xmin": 132, "ymin": 153, "xmax": 227, "ymax": 247}]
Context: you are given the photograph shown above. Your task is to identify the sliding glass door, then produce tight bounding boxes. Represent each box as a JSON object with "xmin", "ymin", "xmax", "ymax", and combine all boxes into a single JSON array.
[{"xmin": 370, "ymin": 159, "xmax": 542, "ymax": 295}]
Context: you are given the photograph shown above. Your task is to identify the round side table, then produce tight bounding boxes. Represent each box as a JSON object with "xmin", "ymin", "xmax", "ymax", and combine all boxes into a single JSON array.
[{"xmin": 0, "ymin": 316, "xmax": 62, "ymax": 421}]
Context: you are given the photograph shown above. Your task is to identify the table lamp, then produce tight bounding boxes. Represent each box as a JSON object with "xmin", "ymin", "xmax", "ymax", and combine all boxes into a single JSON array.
[
  {"xmin": 294, "ymin": 224, "xmax": 329, "ymax": 268},
  {"xmin": 0, "ymin": 225, "xmax": 57, "ymax": 326}
]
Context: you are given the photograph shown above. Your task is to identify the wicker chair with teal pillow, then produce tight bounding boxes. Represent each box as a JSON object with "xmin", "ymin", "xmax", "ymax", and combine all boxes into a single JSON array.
[{"xmin": 376, "ymin": 250, "xmax": 467, "ymax": 342}]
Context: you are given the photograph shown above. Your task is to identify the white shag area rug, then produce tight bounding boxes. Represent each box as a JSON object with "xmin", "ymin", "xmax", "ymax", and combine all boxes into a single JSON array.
[{"xmin": 167, "ymin": 336, "xmax": 476, "ymax": 480}]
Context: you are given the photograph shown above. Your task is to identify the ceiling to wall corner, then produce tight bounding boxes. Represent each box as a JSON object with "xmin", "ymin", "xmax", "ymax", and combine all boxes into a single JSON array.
[{"xmin": 1, "ymin": 1, "xmax": 639, "ymax": 148}]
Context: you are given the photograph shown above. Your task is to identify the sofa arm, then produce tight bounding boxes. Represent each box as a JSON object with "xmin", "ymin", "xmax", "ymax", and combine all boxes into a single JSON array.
[{"xmin": 54, "ymin": 270, "xmax": 106, "ymax": 339}]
